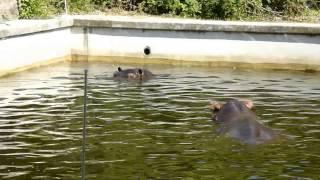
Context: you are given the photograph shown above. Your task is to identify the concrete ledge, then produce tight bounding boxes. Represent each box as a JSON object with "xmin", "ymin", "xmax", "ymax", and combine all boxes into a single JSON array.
[
  {"xmin": 0, "ymin": 17, "xmax": 73, "ymax": 39},
  {"xmin": 2, "ymin": 15, "xmax": 320, "ymax": 40},
  {"xmin": 72, "ymin": 15, "xmax": 320, "ymax": 35}
]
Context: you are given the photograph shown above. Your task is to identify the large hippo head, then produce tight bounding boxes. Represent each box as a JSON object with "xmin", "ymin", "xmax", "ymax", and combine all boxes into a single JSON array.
[
  {"xmin": 113, "ymin": 67, "xmax": 154, "ymax": 80},
  {"xmin": 209, "ymin": 99, "xmax": 254, "ymax": 123},
  {"xmin": 209, "ymin": 99, "xmax": 277, "ymax": 144}
]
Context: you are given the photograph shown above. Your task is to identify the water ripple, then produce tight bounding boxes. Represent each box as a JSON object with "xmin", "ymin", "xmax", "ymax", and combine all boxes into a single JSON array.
[{"xmin": 0, "ymin": 62, "xmax": 319, "ymax": 179}]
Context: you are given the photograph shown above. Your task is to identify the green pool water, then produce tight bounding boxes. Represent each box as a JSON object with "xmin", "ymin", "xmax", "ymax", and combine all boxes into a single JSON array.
[{"xmin": 0, "ymin": 61, "xmax": 320, "ymax": 179}]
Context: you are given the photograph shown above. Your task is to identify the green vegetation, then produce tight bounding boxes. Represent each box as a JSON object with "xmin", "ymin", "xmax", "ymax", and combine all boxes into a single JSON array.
[
  {"xmin": 19, "ymin": 0, "xmax": 55, "ymax": 19},
  {"xmin": 18, "ymin": 0, "xmax": 320, "ymax": 22},
  {"xmin": 18, "ymin": 0, "xmax": 93, "ymax": 18}
]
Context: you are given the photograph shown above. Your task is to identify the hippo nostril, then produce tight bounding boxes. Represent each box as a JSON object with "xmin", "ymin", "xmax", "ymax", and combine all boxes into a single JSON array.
[{"xmin": 144, "ymin": 46, "xmax": 151, "ymax": 55}]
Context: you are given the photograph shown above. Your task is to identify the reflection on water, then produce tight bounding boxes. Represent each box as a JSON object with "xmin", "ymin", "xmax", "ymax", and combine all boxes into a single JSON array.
[{"xmin": 0, "ymin": 62, "xmax": 320, "ymax": 179}]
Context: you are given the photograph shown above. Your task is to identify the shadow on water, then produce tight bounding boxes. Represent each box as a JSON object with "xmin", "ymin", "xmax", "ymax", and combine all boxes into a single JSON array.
[{"xmin": 0, "ymin": 62, "xmax": 320, "ymax": 179}]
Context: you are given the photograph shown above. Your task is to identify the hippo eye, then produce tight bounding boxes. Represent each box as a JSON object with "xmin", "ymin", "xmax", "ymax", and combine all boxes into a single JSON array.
[
  {"xmin": 138, "ymin": 69, "xmax": 143, "ymax": 75},
  {"xmin": 118, "ymin": 67, "xmax": 122, "ymax": 72}
]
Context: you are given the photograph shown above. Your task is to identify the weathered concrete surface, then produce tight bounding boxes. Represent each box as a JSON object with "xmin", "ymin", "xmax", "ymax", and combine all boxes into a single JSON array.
[
  {"xmin": 0, "ymin": 17, "xmax": 73, "ymax": 39},
  {"xmin": 71, "ymin": 16, "xmax": 320, "ymax": 71},
  {"xmin": 2, "ymin": 15, "xmax": 320, "ymax": 39},
  {"xmin": 73, "ymin": 15, "xmax": 320, "ymax": 35},
  {"xmin": 0, "ymin": 28, "xmax": 72, "ymax": 77},
  {"xmin": 0, "ymin": 0, "xmax": 18, "ymax": 20},
  {"xmin": 80, "ymin": 27, "xmax": 320, "ymax": 66},
  {"xmin": 1, "ymin": 15, "xmax": 320, "ymax": 77}
]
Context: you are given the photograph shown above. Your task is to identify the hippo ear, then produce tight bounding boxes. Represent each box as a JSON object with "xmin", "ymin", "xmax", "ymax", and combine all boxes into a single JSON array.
[
  {"xmin": 138, "ymin": 69, "xmax": 143, "ymax": 75},
  {"xmin": 209, "ymin": 101, "xmax": 221, "ymax": 111},
  {"xmin": 243, "ymin": 100, "xmax": 254, "ymax": 109},
  {"xmin": 118, "ymin": 67, "xmax": 122, "ymax": 72}
]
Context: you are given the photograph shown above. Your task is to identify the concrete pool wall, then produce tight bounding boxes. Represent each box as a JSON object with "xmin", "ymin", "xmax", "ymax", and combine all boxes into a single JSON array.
[{"xmin": 1, "ymin": 15, "xmax": 320, "ymax": 76}]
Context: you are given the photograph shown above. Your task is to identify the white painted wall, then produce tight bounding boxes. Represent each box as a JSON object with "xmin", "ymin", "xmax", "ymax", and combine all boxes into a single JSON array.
[
  {"xmin": 0, "ymin": 28, "xmax": 72, "ymax": 73},
  {"xmin": 70, "ymin": 27, "xmax": 88, "ymax": 56},
  {"xmin": 84, "ymin": 28, "xmax": 320, "ymax": 65}
]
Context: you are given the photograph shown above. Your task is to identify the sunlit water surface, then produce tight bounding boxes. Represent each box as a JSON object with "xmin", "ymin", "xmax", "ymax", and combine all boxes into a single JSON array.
[{"xmin": 0, "ymin": 62, "xmax": 320, "ymax": 179}]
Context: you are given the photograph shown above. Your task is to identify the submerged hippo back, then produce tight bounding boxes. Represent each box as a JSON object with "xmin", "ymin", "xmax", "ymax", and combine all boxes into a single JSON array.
[{"xmin": 222, "ymin": 114, "xmax": 277, "ymax": 144}]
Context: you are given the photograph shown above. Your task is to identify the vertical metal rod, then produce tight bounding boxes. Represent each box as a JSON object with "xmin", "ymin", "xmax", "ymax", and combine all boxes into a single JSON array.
[
  {"xmin": 81, "ymin": 69, "xmax": 88, "ymax": 180},
  {"xmin": 64, "ymin": 0, "xmax": 68, "ymax": 15}
]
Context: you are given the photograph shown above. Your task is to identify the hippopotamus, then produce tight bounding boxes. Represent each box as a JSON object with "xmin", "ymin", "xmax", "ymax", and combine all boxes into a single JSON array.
[
  {"xmin": 113, "ymin": 67, "xmax": 154, "ymax": 80},
  {"xmin": 209, "ymin": 99, "xmax": 277, "ymax": 144}
]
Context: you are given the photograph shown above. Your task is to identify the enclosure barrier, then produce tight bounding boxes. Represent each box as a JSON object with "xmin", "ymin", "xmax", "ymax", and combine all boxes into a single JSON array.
[
  {"xmin": 1, "ymin": 15, "xmax": 320, "ymax": 78},
  {"xmin": 81, "ymin": 69, "xmax": 88, "ymax": 180}
]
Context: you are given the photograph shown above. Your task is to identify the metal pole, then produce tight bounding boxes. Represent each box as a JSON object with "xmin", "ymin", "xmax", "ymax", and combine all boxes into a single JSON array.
[
  {"xmin": 81, "ymin": 69, "xmax": 88, "ymax": 180},
  {"xmin": 64, "ymin": 0, "xmax": 68, "ymax": 15}
]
